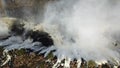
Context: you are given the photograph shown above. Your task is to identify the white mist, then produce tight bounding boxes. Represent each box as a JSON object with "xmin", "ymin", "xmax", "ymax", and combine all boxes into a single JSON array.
[
  {"xmin": 42, "ymin": 0, "xmax": 120, "ymax": 67},
  {"xmin": 0, "ymin": 0, "xmax": 120, "ymax": 68}
]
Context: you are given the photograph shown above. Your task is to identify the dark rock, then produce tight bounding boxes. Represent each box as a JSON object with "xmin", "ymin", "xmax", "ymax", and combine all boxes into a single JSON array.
[
  {"xmin": 118, "ymin": 66, "xmax": 120, "ymax": 68},
  {"xmin": 25, "ymin": 48, "xmax": 34, "ymax": 54},
  {"xmin": 26, "ymin": 30, "xmax": 54, "ymax": 47},
  {"xmin": 101, "ymin": 63, "xmax": 111, "ymax": 68},
  {"xmin": 8, "ymin": 60, "xmax": 14, "ymax": 68},
  {"xmin": 11, "ymin": 20, "xmax": 25, "ymax": 35}
]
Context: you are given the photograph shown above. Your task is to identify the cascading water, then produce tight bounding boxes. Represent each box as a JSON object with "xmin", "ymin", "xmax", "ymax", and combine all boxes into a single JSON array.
[
  {"xmin": 42, "ymin": 0, "xmax": 120, "ymax": 67},
  {"xmin": 0, "ymin": 0, "xmax": 120, "ymax": 68}
]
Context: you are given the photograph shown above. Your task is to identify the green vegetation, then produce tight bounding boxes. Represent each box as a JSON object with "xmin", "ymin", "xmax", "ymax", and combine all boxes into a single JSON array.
[
  {"xmin": 46, "ymin": 52, "xmax": 54, "ymax": 59},
  {"xmin": 15, "ymin": 49, "xmax": 26, "ymax": 56},
  {"xmin": 88, "ymin": 60, "xmax": 96, "ymax": 68}
]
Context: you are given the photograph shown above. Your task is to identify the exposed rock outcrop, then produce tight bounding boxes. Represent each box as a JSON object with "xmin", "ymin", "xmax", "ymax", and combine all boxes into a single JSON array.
[
  {"xmin": 0, "ymin": 17, "xmax": 54, "ymax": 47},
  {"xmin": 26, "ymin": 30, "xmax": 54, "ymax": 47}
]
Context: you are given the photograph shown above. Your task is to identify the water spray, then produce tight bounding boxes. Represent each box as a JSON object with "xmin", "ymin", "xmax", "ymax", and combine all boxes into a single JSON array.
[{"xmin": 0, "ymin": 0, "xmax": 120, "ymax": 68}]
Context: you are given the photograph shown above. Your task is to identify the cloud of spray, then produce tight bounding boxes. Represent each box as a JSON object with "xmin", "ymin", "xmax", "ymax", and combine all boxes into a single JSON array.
[
  {"xmin": 41, "ymin": 0, "xmax": 120, "ymax": 66},
  {"xmin": 0, "ymin": 0, "xmax": 120, "ymax": 67}
]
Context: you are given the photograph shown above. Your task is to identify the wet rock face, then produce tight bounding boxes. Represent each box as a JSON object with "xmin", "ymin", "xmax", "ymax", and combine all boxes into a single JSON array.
[
  {"xmin": 11, "ymin": 22, "xmax": 54, "ymax": 47},
  {"xmin": 26, "ymin": 30, "xmax": 54, "ymax": 47},
  {"xmin": 0, "ymin": 17, "xmax": 54, "ymax": 47}
]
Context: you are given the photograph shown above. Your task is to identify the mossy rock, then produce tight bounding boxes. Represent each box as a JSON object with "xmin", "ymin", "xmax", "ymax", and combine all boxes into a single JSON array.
[
  {"xmin": 0, "ymin": 46, "xmax": 4, "ymax": 55},
  {"xmin": 88, "ymin": 60, "xmax": 96, "ymax": 68},
  {"xmin": 46, "ymin": 52, "xmax": 54, "ymax": 59},
  {"xmin": 39, "ymin": 61, "xmax": 45, "ymax": 68},
  {"xmin": 0, "ymin": 46, "xmax": 4, "ymax": 51},
  {"xmin": 15, "ymin": 49, "xmax": 26, "ymax": 56}
]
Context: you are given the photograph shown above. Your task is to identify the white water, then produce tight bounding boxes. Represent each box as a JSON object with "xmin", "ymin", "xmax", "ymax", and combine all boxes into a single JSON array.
[
  {"xmin": 42, "ymin": 0, "xmax": 120, "ymax": 67},
  {"xmin": 0, "ymin": 0, "xmax": 120, "ymax": 68}
]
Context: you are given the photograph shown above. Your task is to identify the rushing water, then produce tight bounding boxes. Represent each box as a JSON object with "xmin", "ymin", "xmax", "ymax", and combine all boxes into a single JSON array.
[{"xmin": 0, "ymin": 0, "xmax": 120, "ymax": 68}]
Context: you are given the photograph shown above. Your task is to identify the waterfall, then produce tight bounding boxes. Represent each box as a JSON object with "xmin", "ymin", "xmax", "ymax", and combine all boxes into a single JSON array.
[{"xmin": 0, "ymin": 0, "xmax": 120, "ymax": 68}]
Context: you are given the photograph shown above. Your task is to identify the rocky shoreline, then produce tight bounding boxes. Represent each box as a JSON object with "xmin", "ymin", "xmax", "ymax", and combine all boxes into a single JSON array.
[
  {"xmin": 0, "ymin": 47, "xmax": 120, "ymax": 68},
  {"xmin": 0, "ymin": 47, "xmax": 55, "ymax": 68}
]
